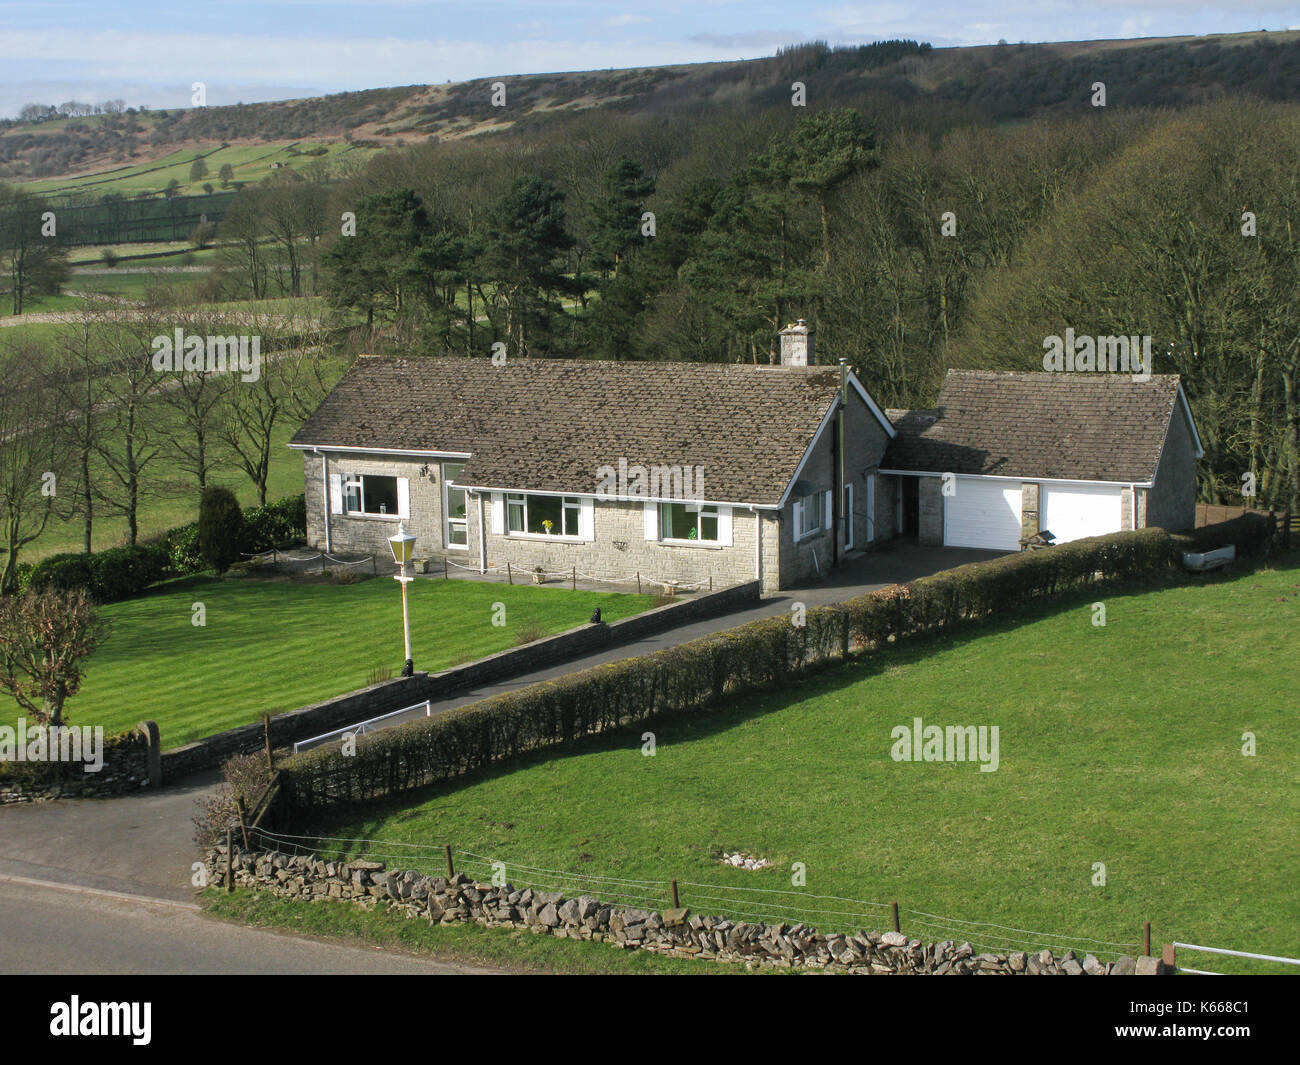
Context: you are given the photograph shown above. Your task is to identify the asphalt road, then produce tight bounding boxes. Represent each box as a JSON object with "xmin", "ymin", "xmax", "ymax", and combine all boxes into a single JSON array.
[{"xmin": 0, "ymin": 878, "xmax": 495, "ymax": 974}]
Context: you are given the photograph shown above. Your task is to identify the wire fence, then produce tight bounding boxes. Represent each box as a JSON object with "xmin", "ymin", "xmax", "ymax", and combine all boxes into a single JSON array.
[{"xmin": 246, "ymin": 826, "xmax": 1145, "ymax": 961}]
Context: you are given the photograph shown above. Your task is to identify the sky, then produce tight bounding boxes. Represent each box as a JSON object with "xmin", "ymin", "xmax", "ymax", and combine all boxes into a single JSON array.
[{"xmin": 0, "ymin": 0, "xmax": 1298, "ymax": 118}]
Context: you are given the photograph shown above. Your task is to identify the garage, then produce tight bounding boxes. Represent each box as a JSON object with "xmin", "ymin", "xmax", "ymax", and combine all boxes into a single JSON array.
[
  {"xmin": 944, "ymin": 477, "xmax": 1023, "ymax": 550},
  {"xmin": 1041, "ymin": 483, "xmax": 1124, "ymax": 544}
]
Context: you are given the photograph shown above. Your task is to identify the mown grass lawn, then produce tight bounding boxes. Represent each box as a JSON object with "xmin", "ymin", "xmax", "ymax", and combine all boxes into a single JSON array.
[
  {"xmin": 63, "ymin": 575, "xmax": 655, "ymax": 748},
  {"xmin": 310, "ymin": 557, "xmax": 1300, "ymax": 974}
]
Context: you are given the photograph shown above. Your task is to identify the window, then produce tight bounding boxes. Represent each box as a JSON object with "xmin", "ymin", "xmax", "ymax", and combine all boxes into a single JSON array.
[
  {"xmin": 660, "ymin": 502, "xmax": 719, "ymax": 542},
  {"xmin": 443, "ymin": 462, "xmax": 467, "ymax": 549},
  {"xmin": 796, "ymin": 491, "xmax": 824, "ymax": 539},
  {"xmin": 507, "ymin": 494, "xmax": 582, "ymax": 536},
  {"xmin": 344, "ymin": 475, "xmax": 399, "ymax": 516}
]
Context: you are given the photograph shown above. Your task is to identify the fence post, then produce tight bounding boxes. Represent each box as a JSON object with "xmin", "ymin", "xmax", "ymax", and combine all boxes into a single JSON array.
[
  {"xmin": 1143, "ymin": 921, "xmax": 1151, "ymax": 957},
  {"xmin": 235, "ymin": 797, "xmax": 251, "ymax": 852},
  {"xmin": 572, "ymin": 566, "xmax": 577, "ymax": 590},
  {"xmin": 636, "ymin": 572, "xmax": 641, "ymax": 594},
  {"xmin": 321, "ymin": 553, "xmax": 326, "ymax": 575},
  {"xmin": 444, "ymin": 844, "xmax": 455, "ymax": 878},
  {"xmin": 1162, "ymin": 943, "xmax": 1176, "ymax": 971},
  {"xmin": 371, "ymin": 556, "xmax": 377, "ymax": 577},
  {"xmin": 262, "ymin": 714, "xmax": 274, "ymax": 772},
  {"xmin": 670, "ymin": 879, "xmax": 680, "ymax": 908},
  {"xmin": 507, "ymin": 562, "xmax": 512, "ymax": 585},
  {"xmin": 443, "ymin": 559, "xmax": 449, "ymax": 580},
  {"xmin": 891, "ymin": 901, "xmax": 900, "ymax": 934},
  {"xmin": 709, "ymin": 576, "xmax": 713, "ymax": 591},
  {"xmin": 225, "ymin": 827, "xmax": 234, "ymax": 893}
]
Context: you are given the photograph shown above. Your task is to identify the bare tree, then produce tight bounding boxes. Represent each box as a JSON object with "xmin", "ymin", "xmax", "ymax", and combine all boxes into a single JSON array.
[{"xmin": 0, "ymin": 589, "xmax": 109, "ymax": 726}]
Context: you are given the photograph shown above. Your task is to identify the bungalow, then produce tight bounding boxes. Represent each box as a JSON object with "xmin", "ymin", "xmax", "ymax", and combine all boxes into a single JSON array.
[{"xmin": 290, "ymin": 330, "xmax": 1202, "ymax": 591}]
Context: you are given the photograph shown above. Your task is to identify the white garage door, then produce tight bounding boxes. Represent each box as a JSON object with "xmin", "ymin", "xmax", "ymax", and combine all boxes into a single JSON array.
[
  {"xmin": 944, "ymin": 478, "xmax": 1023, "ymax": 550},
  {"xmin": 1042, "ymin": 484, "xmax": 1124, "ymax": 544}
]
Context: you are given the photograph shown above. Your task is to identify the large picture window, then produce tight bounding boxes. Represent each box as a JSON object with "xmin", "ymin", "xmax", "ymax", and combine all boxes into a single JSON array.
[
  {"xmin": 344, "ymin": 475, "xmax": 398, "ymax": 516},
  {"xmin": 660, "ymin": 502, "xmax": 719, "ymax": 542},
  {"xmin": 507, "ymin": 494, "xmax": 582, "ymax": 536}
]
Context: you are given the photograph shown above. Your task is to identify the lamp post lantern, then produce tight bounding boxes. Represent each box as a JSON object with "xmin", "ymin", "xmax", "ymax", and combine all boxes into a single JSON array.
[{"xmin": 387, "ymin": 523, "xmax": 416, "ymax": 677}]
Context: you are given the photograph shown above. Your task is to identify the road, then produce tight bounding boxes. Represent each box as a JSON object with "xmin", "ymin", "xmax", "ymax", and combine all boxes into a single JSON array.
[{"xmin": 0, "ymin": 878, "xmax": 495, "ymax": 974}]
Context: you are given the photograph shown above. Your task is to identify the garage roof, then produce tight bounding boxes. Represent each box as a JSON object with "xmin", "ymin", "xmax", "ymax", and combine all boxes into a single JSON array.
[{"xmin": 883, "ymin": 370, "xmax": 1199, "ymax": 484}]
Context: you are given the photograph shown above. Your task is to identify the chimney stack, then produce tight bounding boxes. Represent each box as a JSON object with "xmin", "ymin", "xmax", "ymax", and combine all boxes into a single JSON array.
[{"xmin": 779, "ymin": 320, "xmax": 814, "ymax": 366}]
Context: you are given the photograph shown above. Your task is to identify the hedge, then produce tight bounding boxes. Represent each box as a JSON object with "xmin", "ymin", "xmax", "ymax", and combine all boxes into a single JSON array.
[
  {"xmin": 24, "ymin": 493, "xmax": 307, "ymax": 602},
  {"xmin": 27, "ymin": 543, "xmax": 169, "ymax": 603},
  {"xmin": 279, "ymin": 515, "xmax": 1277, "ymax": 814}
]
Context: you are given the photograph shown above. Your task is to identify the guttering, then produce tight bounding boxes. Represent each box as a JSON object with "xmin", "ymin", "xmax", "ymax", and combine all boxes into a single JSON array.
[
  {"xmin": 314, "ymin": 448, "xmax": 331, "ymax": 553},
  {"xmin": 288, "ymin": 443, "xmax": 472, "ymax": 459},
  {"xmin": 879, "ymin": 469, "xmax": 1154, "ymax": 489}
]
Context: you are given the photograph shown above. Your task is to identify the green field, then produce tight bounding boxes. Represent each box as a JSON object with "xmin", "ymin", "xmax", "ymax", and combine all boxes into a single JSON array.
[
  {"xmin": 306, "ymin": 557, "xmax": 1300, "ymax": 974},
  {"xmin": 23, "ymin": 141, "xmax": 375, "ymax": 199},
  {"xmin": 63, "ymin": 576, "xmax": 654, "ymax": 747}
]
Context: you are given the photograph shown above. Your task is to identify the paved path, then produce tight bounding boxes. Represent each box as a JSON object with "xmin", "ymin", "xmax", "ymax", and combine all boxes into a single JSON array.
[{"xmin": 0, "ymin": 878, "xmax": 495, "ymax": 974}]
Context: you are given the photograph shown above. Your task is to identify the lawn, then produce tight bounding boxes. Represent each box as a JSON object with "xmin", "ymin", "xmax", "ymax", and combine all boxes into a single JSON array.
[
  {"xmin": 65, "ymin": 575, "xmax": 656, "ymax": 747},
  {"xmin": 306, "ymin": 557, "xmax": 1300, "ymax": 974}
]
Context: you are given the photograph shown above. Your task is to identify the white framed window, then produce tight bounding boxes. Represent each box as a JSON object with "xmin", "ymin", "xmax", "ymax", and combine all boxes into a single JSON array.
[
  {"xmin": 342, "ymin": 474, "xmax": 405, "ymax": 518},
  {"xmin": 794, "ymin": 491, "xmax": 825, "ymax": 540},
  {"xmin": 443, "ymin": 462, "xmax": 468, "ymax": 549},
  {"xmin": 506, "ymin": 494, "xmax": 583, "ymax": 537},
  {"xmin": 660, "ymin": 502, "xmax": 719, "ymax": 543}
]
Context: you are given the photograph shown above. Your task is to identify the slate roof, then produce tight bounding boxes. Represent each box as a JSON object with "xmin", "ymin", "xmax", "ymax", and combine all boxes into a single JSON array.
[
  {"xmin": 882, "ymin": 370, "xmax": 1190, "ymax": 483},
  {"xmin": 291, "ymin": 356, "xmax": 850, "ymax": 505}
]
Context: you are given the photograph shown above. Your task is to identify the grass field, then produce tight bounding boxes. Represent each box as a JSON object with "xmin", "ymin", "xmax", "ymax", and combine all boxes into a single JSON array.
[
  {"xmin": 64, "ymin": 575, "xmax": 655, "ymax": 747},
  {"xmin": 304, "ymin": 557, "xmax": 1300, "ymax": 974}
]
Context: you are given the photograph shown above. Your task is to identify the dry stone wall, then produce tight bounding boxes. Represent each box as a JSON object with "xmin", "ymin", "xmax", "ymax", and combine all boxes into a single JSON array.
[{"xmin": 206, "ymin": 846, "xmax": 1160, "ymax": 975}]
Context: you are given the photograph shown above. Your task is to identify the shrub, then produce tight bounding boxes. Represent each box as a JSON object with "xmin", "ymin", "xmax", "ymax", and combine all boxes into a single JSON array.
[
  {"xmin": 199, "ymin": 486, "xmax": 245, "ymax": 575},
  {"xmin": 28, "ymin": 552, "xmax": 94, "ymax": 595},
  {"xmin": 243, "ymin": 494, "xmax": 307, "ymax": 554},
  {"xmin": 192, "ymin": 752, "xmax": 273, "ymax": 847},
  {"xmin": 29, "ymin": 545, "xmax": 168, "ymax": 602},
  {"xmin": 161, "ymin": 522, "xmax": 204, "ymax": 575}
]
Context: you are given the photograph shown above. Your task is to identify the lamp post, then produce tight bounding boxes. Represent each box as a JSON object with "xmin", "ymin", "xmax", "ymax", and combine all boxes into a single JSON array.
[{"xmin": 387, "ymin": 523, "xmax": 416, "ymax": 677}]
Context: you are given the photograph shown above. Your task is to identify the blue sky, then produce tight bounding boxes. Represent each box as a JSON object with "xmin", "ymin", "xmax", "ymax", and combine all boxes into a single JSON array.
[{"xmin": 1, "ymin": 1, "xmax": 1297, "ymax": 117}]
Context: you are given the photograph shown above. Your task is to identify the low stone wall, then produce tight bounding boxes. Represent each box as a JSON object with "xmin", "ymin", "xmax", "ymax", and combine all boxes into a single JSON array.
[
  {"xmin": 1, "ymin": 727, "xmax": 155, "ymax": 804},
  {"xmin": 206, "ymin": 846, "xmax": 1160, "ymax": 975},
  {"xmin": 160, "ymin": 580, "xmax": 760, "ymax": 779}
]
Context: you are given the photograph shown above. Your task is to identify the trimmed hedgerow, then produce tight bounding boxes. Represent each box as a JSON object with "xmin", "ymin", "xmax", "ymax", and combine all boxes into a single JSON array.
[
  {"xmin": 243, "ymin": 494, "xmax": 307, "ymax": 554},
  {"xmin": 279, "ymin": 516, "xmax": 1277, "ymax": 814},
  {"xmin": 27, "ymin": 543, "xmax": 169, "ymax": 603}
]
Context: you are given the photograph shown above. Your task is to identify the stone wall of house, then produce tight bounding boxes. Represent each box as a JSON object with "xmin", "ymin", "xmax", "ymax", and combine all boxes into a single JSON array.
[
  {"xmin": 303, "ymin": 451, "xmax": 450, "ymax": 558},
  {"xmin": 778, "ymin": 390, "xmax": 894, "ymax": 586},
  {"xmin": 918, "ymin": 476, "xmax": 944, "ymax": 546},
  {"xmin": 206, "ymin": 846, "xmax": 1157, "ymax": 975},
  {"xmin": 1147, "ymin": 402, "xmax": 1199, "ymax": 532},
  {"xmin": 471, "ymin": 496, "xmax": 764, "ymax": 592}
]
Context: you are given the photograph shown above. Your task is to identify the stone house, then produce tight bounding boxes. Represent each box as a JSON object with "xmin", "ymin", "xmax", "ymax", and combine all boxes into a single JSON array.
[{"xmin": 290, "ymin": 332, "xmax": 1202, "ymax": 590}]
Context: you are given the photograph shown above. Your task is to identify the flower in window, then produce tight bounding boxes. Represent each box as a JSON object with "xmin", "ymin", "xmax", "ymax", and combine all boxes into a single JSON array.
[{"xmin": 542, "ymin": 519, "xmax": 554, "ymax": 534}]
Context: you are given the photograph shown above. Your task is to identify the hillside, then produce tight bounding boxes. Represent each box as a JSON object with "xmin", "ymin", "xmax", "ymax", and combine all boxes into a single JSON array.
[{"xmin": 4, "ymin": 30, "xmax": 1300, "ymax": 188}]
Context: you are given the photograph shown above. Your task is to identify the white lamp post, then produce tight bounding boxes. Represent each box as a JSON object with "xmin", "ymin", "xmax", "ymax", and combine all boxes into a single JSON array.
[{"xmin": 387, "ymin": 523, "xmax": 417, "ymax": 677}]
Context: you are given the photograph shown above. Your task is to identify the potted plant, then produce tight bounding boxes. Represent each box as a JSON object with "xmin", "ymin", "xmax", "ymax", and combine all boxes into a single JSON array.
[{"xmin": 542, "ymin": 518, "xmax": 554, "ymax": 535}]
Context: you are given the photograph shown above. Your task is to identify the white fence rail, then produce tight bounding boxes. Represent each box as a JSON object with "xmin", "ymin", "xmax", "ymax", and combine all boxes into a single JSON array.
[
  {"xmin": 292, "ymin": 700, "xmax": 432, "ymax": 754},
  {"xmin": 1169, "ymin": 941, "xmax": 1300, "ymax": 974}
]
